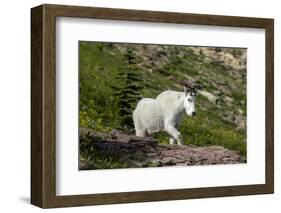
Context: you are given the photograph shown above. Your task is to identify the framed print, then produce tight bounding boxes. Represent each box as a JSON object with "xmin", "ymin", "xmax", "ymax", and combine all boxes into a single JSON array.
[{"xmin": 31, "ymin": 4, "xmax": 274, "ymax": 208}]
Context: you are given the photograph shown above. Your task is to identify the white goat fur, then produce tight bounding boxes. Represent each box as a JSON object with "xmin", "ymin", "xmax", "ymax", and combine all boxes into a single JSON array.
[{"xmin": 133, "ymin": 90, "xmax": 196, "ymax": 145}]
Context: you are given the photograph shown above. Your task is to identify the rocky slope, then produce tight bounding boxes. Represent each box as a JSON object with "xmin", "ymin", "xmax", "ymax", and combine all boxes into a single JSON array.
[
  {"xmin": 79, "ymin": 128, "xmax": 245, "ymax": 170},
  {"xmin": 112, "ymin": 44, "xmax": 247, "ymax": 131}
]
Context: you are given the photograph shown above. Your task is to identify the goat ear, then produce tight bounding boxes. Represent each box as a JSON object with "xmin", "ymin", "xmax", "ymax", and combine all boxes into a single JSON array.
[
  {"xmin": 184, "ymin": 86, "xmax": 188, "ymax": 96},
  {"xmin": 194, "ymin": 85, "xmax": 201, "ymax": 96}
]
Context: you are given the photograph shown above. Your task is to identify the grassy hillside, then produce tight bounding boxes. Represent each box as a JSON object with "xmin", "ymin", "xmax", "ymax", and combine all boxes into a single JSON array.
[{"xmin": 79, "ymin": 41, "xmax": 247, "ymax": 157}]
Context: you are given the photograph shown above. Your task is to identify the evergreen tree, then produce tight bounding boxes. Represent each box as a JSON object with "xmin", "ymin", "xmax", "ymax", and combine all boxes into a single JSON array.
[{"xmin": 112, "ymin": 48, "xmax": 143, "ymax": 131}]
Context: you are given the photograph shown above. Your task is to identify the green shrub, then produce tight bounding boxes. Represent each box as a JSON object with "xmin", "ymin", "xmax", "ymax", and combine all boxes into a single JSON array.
[{"xmin": 79, "ymin": 132, "xmax": 128, "ymax": 169}]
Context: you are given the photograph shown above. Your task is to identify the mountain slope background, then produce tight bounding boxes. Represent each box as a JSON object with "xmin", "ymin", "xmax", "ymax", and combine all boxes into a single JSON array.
[{"xmin": 79, "ymin": 41, "xmax": 247, "ymax": 168}]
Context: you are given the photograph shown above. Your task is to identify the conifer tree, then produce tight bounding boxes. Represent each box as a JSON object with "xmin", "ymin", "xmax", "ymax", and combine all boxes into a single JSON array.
[{"xmin": 112, "ymin": 48, "xmax": 143, "ymax": 131}]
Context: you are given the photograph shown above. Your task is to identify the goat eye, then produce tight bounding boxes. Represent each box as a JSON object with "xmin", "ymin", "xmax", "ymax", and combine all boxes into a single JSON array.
[{"xmin": 188, "ymin": 98, "xmax": 192, "ymax": 102}]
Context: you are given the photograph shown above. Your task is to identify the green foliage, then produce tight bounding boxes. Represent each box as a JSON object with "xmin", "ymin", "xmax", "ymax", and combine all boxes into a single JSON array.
[
  {"xmin": 179, "ymin": 111, "xmax": 246, "ymax": 157},
  {"xmin": 79, "ymin": 132, "xmax": 128, "ymax": 169},
  {"xmin": 79, "ymin": 42, "xmax": 123, "ymax": 132},
  {"xmin": 231, "ymin": 48, "xmax": 243, "ymax": 58},
  {"xmin": 111, "ymin": 48, "xmax": 143, "ymax": 131}
]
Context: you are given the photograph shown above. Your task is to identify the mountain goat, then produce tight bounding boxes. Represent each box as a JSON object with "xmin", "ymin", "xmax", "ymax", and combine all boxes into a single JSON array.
[{"xmin": 133, "ymin": 87, "xmax": 197, "ymax": 145}]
